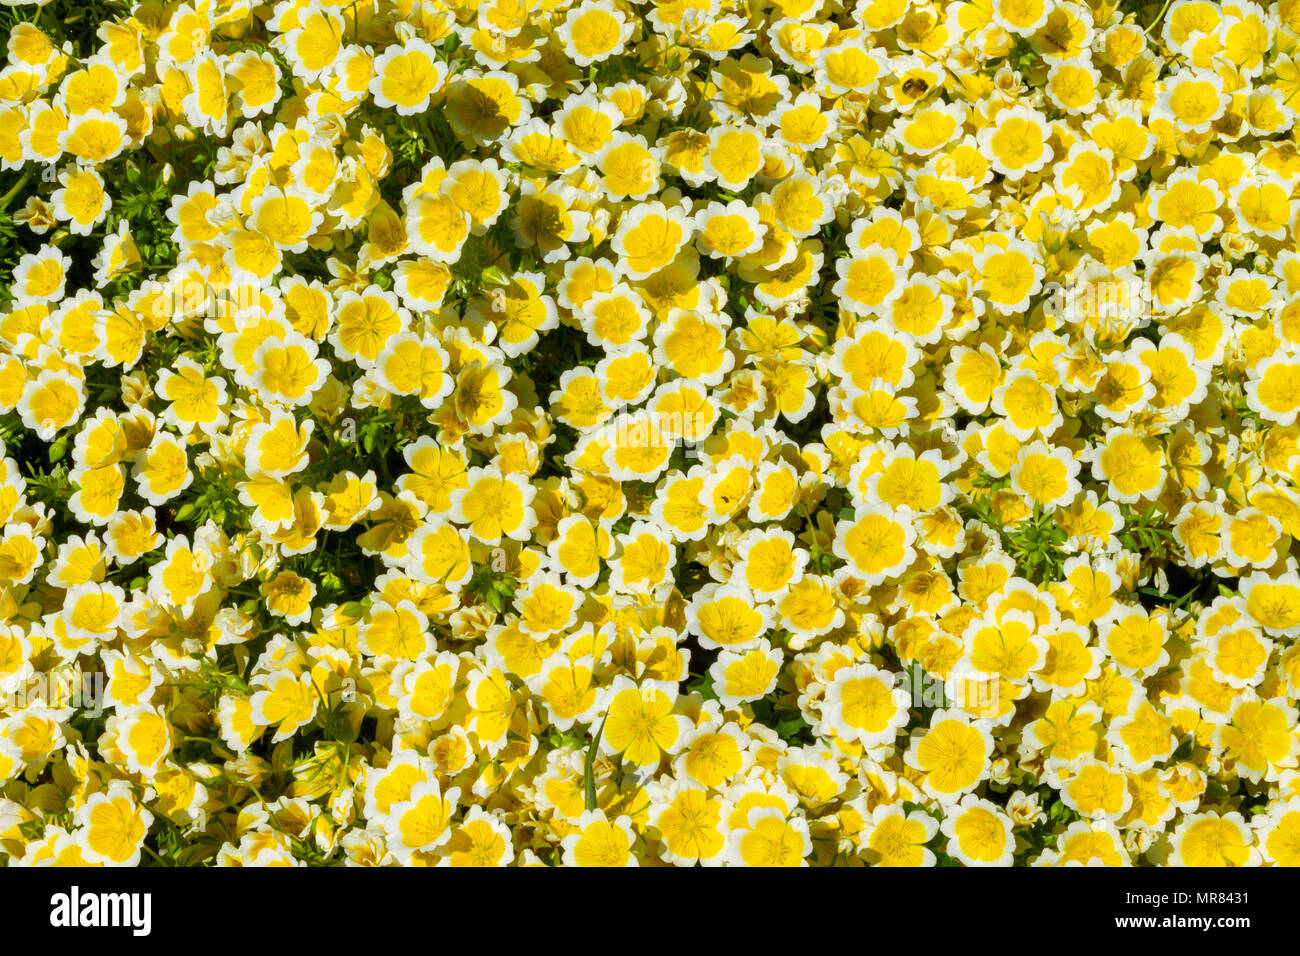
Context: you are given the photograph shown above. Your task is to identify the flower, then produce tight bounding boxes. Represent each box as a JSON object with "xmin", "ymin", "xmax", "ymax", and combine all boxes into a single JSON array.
[
  {"xmin": 75, "ymin": 782, "xmax": 153, "ymax": 866},
  {"xmin": 0, "ymin": 0, "xmax": 1295, "ymax": 871},
  {"xmin": 725, "ymin": 806, "xmax": 811, "ymax": 867},
  {"xmin": 907, "ymin": 711, "xmax": 994, "ymax": 801},
  {"xmin": 1169, "ymin": 811, "xmax": 1259, "ymax": 867},
  {"xmin": 941, "ymin": 795, "xmax": 1014, "ymax": 866},
  {"xmin": 601, "ymin": 678, "xmax": 689, "ymax": 769},
  {"xmin": 561, "ymin": 811, "xmax": 638, "ymax": 867}
]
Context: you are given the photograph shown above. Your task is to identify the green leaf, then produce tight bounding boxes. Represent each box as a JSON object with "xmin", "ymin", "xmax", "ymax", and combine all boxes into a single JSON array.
[
  {"xmin": 774, "ymin": 712, "xmax": 814, "ymax": 745},
  {"xmin": 584, "ymin": 717, "xmax": 606, "ymax": 812},
  {"xmin": 684, "ymin": 671, "xmax": 719, "ymax": 702}
]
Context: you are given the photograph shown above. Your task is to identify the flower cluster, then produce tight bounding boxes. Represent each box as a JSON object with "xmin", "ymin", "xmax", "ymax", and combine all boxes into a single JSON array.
[{"xmin": 0, "ymin": 0, "xmax": 1298, "ymax": 867}]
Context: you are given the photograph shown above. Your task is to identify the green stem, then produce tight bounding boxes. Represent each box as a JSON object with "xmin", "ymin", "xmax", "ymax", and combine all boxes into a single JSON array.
[
  {"xmin": 1143, "ymin": 0, "xmax": 1175, "ymax": 35},
  {"xmin": 0, "ymin": 168, "xmax": 34, "ymax": 214},
  {"xmin": 141, "ymin": 842, "xmax": 167, "ymax": 865}
]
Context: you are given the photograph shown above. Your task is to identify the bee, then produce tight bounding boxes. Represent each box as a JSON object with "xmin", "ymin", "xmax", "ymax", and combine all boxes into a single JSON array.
[{"xmin": 902, "ymin": 77, "xmax": 928, "ymax": 97}]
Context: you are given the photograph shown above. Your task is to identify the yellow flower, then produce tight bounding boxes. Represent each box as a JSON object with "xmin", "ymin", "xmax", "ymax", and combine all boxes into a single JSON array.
[
  {"xmin": 601, "ymin": 679, "xmax": 687, "ymax": 768},
  {"xmin": 561, "ymin": 811, "xmax": 637, "ymax": 867},
  {"xmin": 726, "ymin": 808, "xmax": 811, "ymax": 867},
  {"xmin": 76, "ymin": 782, "xmax": 153, "ymax": 866},
  {"xmin": 907, "ymin": 712, "xmax": 992, "ymax": 800},
  {"xmin": 371, "ymin": 40, "xmax": 448, "ymax": 115},
  {"xmin": 262, "ymin": 569, "xmax": 316, "ymax": 625},
  {"xmin": 1170, "ymin": 812, "xmax": 1258, "ymax": 867}
]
